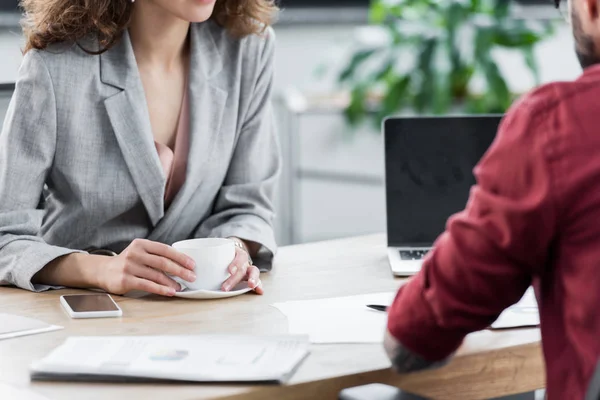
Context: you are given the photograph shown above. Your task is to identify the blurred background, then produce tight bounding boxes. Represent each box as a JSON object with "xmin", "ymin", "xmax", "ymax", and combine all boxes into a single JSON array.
[{"xmin": 0, "ymin": 0, "xmax": 581, "ymax": 246}]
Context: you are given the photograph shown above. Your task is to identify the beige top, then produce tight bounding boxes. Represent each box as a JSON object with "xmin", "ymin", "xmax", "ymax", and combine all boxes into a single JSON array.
[{"xmin": 154, "ymin": 89, "xmax": 190, "ymax": 208}]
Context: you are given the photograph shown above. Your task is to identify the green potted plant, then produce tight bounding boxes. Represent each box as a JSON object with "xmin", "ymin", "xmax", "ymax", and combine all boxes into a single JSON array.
[{"xmin": 338, "ymin": 0, "xmax": 554, "ymax": 127}]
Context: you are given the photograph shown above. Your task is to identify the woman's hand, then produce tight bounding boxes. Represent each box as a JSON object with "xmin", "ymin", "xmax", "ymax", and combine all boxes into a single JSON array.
[
  {"xmin": 99, "ymin": 239, "xmax": 196, "ymax": 297},
  {"xmin": 221, "ymin": 246, "xmax": 263, "ymax": 295}
]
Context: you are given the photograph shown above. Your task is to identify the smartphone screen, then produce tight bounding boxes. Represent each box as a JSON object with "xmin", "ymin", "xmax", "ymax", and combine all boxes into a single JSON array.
[{"xmin": 62, "ymin": 294, "xmax": 119, "ymax": 312}]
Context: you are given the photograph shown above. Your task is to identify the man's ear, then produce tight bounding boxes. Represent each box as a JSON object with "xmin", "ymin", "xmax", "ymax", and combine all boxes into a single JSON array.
[{"xmin": 583, "ymin": 0, "xmax": 600, "ymax": 20}]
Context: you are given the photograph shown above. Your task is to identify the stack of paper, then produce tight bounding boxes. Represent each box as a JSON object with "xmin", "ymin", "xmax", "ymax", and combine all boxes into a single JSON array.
[
  {"xmin": 273, "ymin": 292, "xmax": 396, "ymax": 344},
  {"xmin": 0, "ymin": 314, "xmax": 62, "ymax": 340},
  {"xmin": 31, "ymin": 335, "xmax": 309, "ymax": 384}
]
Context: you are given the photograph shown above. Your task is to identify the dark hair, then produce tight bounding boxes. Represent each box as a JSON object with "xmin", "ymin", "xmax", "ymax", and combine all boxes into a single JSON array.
[{"xmin": 20, "ymin": 0, "xmax": 279, "ymax": 54}]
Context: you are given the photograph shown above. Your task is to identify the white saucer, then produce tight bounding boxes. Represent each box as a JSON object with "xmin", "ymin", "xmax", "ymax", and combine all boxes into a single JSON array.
[{"xmin": 174, "ymin": 282, "xmax": 252, "ymax": 299}]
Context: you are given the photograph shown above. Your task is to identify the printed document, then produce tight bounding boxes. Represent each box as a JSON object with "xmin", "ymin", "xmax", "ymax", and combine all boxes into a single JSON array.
[{"xmin": 31, "ymin": 335, "xmax": 309, "ymax": 384}]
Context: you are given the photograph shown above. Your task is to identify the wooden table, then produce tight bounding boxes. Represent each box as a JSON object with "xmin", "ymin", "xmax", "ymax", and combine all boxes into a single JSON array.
[{"xmin": 0, "ymin": 235, "xmax": 545, "ymax": 400}]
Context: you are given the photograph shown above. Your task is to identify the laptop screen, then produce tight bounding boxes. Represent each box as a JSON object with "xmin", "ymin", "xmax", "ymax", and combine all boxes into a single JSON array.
[{"xmin": 384, "ymin": 116, "xmax": 502, "ymax": 247}]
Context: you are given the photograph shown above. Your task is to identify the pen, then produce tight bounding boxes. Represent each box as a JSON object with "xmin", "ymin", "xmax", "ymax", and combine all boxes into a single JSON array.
[{"xmin": 366, "ymin": 304, "xmax": 388, "ymax": 312}]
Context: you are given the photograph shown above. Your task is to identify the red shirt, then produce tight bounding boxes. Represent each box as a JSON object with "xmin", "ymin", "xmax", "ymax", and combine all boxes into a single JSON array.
[{"xmin": 387, "ymin": 65, "xmax": 600, "ymax": 400}]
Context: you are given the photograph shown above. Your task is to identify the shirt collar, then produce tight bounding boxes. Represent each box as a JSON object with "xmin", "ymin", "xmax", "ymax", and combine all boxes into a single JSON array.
[{"xmin": 581, "ymin": 63, "xmax": 600, "ymax": 79}]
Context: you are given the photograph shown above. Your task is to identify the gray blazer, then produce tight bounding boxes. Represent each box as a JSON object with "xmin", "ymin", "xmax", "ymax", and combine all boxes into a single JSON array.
[{"xmin": 0, "ymin": 21, "xmax": 280, "ymax": 292}]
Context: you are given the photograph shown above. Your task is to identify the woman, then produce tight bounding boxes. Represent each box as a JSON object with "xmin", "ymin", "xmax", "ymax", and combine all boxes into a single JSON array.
[{"xmin": 0, "ymin": 0, "xmax": 280, "ymax": 296}]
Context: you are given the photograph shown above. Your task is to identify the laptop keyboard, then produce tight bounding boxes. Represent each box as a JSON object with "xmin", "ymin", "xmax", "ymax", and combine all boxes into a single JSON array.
[{"xmin": 399, "ymin": 250, "xmax": 429, "ymax": 260}]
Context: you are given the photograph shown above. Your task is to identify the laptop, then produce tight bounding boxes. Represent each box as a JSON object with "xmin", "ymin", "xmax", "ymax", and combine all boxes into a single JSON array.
[{"xmin": 384, "ymin": 115, "xmax": 502, "ymax": 276}]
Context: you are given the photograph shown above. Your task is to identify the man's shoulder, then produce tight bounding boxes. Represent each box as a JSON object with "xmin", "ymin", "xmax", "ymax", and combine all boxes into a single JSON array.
[
  {"xmin": 491, "ymin": 82, "xmax": 567, "ymax": 150},
  {"xmin": 494, "ymin": 73, "xmax": 600, "ymax": 165},
  {"xmin": 512, "ymin": 73, "xmax": 600, "ymax": 117},
  {"xmin": 511, "ymin": 82, "xmax": 562, "ymax": 117}
]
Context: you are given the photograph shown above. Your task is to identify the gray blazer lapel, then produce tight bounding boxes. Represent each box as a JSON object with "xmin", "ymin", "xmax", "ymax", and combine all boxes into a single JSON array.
[
  {"xmin": 149, "ymin": 22, "xmax": 228, "ymax": 240},
  {"xmin": 101, "ymin": 31, "xmax": 166, "ymax": 226}
]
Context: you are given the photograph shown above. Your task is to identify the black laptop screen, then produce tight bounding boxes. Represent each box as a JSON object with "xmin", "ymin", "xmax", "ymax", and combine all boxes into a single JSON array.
[{"xmin": 384, "ymin": 116, "xmax": 502, "ymax": 247}]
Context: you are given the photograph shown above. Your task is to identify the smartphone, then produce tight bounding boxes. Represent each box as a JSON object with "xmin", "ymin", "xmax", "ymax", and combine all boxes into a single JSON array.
[{"xmin": 60, "ymin": 294, "xmax": 123, "ymax": 319}]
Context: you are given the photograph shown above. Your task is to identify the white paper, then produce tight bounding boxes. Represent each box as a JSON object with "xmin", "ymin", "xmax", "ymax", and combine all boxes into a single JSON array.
[
  {"xmin": 273, "ymin": 288, "xmax": 539, "ymax": 344},
  {"xmin": 0, "ymin": 314, "xmax": 62, "ymax": 340},
  {"xmin": 273, "ymin": 292, "xmax": 396, "ymax": 344},
  {"xmin": 31, "ymin": 335, "xmax": 309, "ymax": 383},
  {"xmin": 491, "ymin": 288, "xmax": 539, "ymax": 329},
  {"xmin": 0, "ymin": 383, "xmax": 50, "ymax": 400}
]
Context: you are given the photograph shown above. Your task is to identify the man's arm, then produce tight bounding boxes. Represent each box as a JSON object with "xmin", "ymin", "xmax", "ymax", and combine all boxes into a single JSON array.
[{"xmin": 386, "ymin": 99, "xmax": 558, "ymax": 369}]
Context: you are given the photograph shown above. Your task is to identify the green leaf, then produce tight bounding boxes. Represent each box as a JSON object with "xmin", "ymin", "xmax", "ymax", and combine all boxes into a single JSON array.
[
  {"xmin": 482, "ymin": 61, "xmax": 511, "ymax": 110},
  {"xmin": 474, "ymin": 26, "xmax": 492, "ymax": 61},
  {"xmin": 338, "ymin": 49, "xmax": 377, "ymax": 84},
  {"xmin": 493, "ymin": 0, "xmax": 510, "ymax": 19},
  {"xmin": 444, "ymin": 4, "xmax": 464, "ymax": 73},
  {"xmin": 434, "ymin": 35, "xmax": 453, "ymax": 114},
  {"xmin": 474, "ymin": 25, "xmax": 511, "ymax": 111},
  {"xmin": 446, "ymin": 1, "xmax": 468, "ymax": 30},
  {"xmin": 493, "ymin": 30, "xmax": 543, "ymax": 47},
  {"xmin": 523, "ymin": 46, "xmax": 540, "ymax": 85},
  {"xmin": 344, "ymin": 85, "xmax": 368, "ymax": 127},
  {"xmin": 413, "ymin": 38, "xmax": 437, "ymax": 113},
  {"xmin": 433, "ymin": 71, "xmax": 452, "ymax": 114},
  {"xmin": 369, "ymin": 1, "xmax": 387, "ymax": 24},
  {"xmin": 451, "ymin": 65, "xmax": 474, "ymax": 99},
  {"xmin": 385, "ymin": 19, "xmax": 405, "ymax": 45},
  {"xmin": 370, "ymin": 58, "xmax": 395, "ymax": 83},
  {"xmin": 465, "ymin": 95, "xmax": 488, "ymax": 114},
  {"xmin": 492, "ymin": 22, "xmax": 546, "ymax": 47},
  {"xmin": 376, "ymin": 75, "xmax": 411, "ymax": 124}
]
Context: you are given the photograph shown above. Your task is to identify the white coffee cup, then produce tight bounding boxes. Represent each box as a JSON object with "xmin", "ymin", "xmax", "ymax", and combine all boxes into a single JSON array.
[{"xmin": 172, "ymin": 238, "xmax": 235, "ymax": 291}]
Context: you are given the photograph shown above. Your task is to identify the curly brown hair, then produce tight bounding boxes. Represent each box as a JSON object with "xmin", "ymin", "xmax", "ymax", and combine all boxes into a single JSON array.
[{"xmin": 20, "ymin": 0, "xmax": 279, "ymax": 54}]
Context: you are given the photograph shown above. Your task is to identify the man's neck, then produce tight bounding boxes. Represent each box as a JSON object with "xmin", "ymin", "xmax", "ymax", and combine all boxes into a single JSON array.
[{"xmin": 128, "ymin": 2, "xmax": 190, "ymax": 72}]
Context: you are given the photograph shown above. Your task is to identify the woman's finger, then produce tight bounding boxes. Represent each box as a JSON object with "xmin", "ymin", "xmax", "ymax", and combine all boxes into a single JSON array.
[
  {"xmin": 246, "ymin": 265, "xmax": 261, "ymax": 290},
  {"xmin": 227, "ymin": 249, "xmax": 246, "ymax": 275},
  {"xmin": 222, "ymin": 253, "xmax": 249, "ymax": 292},
  {"xmin": 134, "ymin": 252, "xmax": 196, "ymax": 283},
  {"xmin": 221, "ymin": 264, "xmax": 248, "ymax": 291},
  {"xmin": 137, "ymin": 239, "xmax": 196, "ymax": 271},
  {"xmin": 246, "ymin": 266, "xmax": 263, "ymax": 295},
  {"xmin": 129, "ymin": 276, "xmax": 177, "ymax": 297},
  {"xmin": 129, "ymin": 263, "xmax": 182, "ymax": 292},
  {"xmin": 253, "ymin": 280, "xmax": 264, "ymax": 295}
]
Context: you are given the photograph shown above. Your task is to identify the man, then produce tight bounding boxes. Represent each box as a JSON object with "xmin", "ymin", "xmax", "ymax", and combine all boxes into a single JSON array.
[{"xmin": 385, "ymin": 0, "xmax": 600, "ymax": 398}]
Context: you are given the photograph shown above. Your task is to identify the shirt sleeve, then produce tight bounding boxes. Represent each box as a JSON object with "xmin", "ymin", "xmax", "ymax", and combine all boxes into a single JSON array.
[
  {"xmin": 386, "ymin": 98, "xmax": 557, "ymax": 364},
  {"xmin": 0, "ymin": 51, "xmax": 84, "ymax": 292},
  {"xmin": 194, "ymin": 29, "xmax": 281, "ymax": 271}
]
